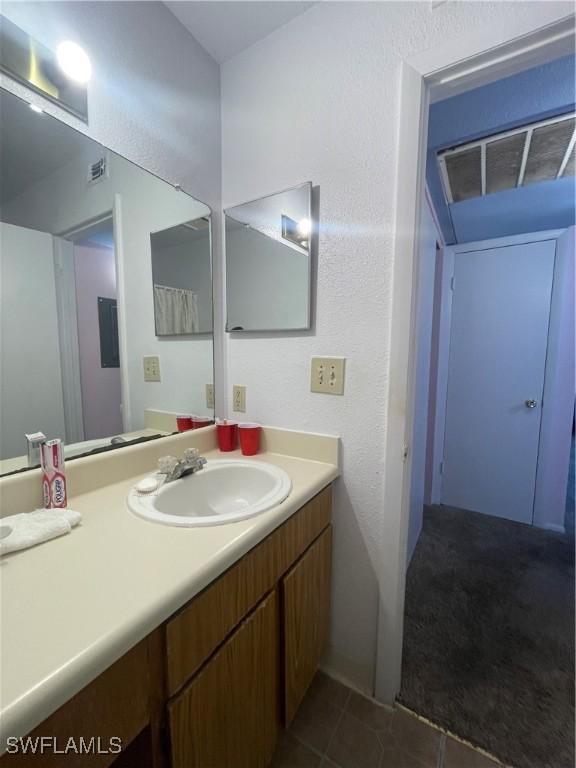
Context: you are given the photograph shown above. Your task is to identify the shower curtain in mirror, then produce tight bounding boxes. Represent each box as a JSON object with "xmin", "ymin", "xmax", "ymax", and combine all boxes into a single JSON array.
[{"xmin": 153, "ymin": 285, "xmax": 199, "ymax": 335}]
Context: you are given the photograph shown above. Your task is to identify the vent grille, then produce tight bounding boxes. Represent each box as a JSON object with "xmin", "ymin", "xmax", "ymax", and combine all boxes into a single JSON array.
[
  {"xmin": 438, "ymin": 113, "xmax": 576, "ymax": 203},
  {"xmin": 562, "ymin": 145, "xmax": 575, "ymax": 177},
  {"xmin": 444, "ymin": 147, "xmax": 482, "ymax": 202},
  {"xmin": 87, "ymin": 156, "xmax": 107, "ymax": 184},
  {"xmin": 486, "ymin": 133, "xmax": 525, "ymax": 194}
]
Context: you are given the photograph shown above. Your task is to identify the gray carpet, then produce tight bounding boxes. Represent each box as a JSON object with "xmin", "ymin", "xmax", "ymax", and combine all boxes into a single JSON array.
[{"xmin": 400, "ymin": 503, "xmax": 575, "ymax": 768}]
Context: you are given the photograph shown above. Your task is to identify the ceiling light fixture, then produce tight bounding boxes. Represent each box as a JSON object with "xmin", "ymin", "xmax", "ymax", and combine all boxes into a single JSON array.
[{"xmin": 56, "ymin": 41, "xmax": 92, "ymax": 84}]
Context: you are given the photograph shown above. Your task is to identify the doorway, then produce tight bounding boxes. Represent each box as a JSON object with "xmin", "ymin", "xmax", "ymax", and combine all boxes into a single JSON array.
[
  {"xmin": 398, "ymin": 48, "xmax": 575, "ymax": 768},
  {"xmin": 442, "ymin": 235, "xmax": 555, "ymax": 524},
  {"xmin": 56, "ymin": 215, "xmax": 123, "ymax": 445}
]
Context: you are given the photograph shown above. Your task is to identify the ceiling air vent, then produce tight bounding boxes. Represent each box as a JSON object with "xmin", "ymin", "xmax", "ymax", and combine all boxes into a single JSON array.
[
  {"xmin": 438, "ymin": 113, "xmax": 576, "ymax": 203},
  {"xmin": 87, "ymin": 156, "xmax": 107, "ymax": 185}
]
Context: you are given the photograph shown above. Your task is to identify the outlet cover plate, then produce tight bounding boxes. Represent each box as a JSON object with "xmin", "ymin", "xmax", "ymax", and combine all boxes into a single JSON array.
[
  {"xmin": 232, "ymin": 385, "xmax": 246, "ymax": 412},
  {"xmin": 143, "ymin": 355, "xmax": 161, "ymax": 382},
  {"xmin": 310, "ymin": 356, "xmax": 346, "ymax": 395},
  {"xmin": 206, "ymin": 384, "xmax": 215, "ymax": 409}
]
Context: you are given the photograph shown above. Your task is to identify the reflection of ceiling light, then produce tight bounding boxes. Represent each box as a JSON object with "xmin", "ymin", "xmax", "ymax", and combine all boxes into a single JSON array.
[
  {"xmin": 29, "ymin": 104, "xmax": 43, "ymax": 114},
  {"xmin": 56, "ymin": 41, "xmax": 92, "ymax": 84},
  {"xmin": 281, "ymin": 214, "xmax": 310, "ymax": 250},
  {"xmin": 296, "ymin": 218, "xmax": 311, "ymax": 237}
]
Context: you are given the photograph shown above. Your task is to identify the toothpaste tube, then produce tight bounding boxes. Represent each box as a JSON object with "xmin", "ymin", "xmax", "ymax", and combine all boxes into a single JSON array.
[{"xmin": 40, "ymin": 439, "xmax": 67, "ymax": 509}]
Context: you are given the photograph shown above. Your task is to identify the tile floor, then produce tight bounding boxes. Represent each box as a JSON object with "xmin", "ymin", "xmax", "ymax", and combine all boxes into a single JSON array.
[{"xmin": 272, "ymin": 672, "xmax": 502, "ymax": 768}]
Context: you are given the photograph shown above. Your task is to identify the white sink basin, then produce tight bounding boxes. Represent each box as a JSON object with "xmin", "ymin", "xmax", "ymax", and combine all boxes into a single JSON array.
[{"xmin": 127, "ymin": 459, "xmax": 292, "ymax": 527}]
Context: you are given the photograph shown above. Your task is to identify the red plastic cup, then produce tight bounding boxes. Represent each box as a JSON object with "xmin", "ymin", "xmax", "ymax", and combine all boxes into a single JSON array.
[
  {"xmin": 216, "ymin": 422, "xmax": 238, "ymax": 452},
  {"xmin": 238, "ymin": 423, "xmax": 261, "ymax": 456},
  {"xmin": 191, "ymin": 416, "xmax": 215, "ymax": 429},
  {"xmin": 176, "ymin": 415, "xmax": 193, "ymax": 432}
]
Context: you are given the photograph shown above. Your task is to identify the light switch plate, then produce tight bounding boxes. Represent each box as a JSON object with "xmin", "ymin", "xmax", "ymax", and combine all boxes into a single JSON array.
[
  {"xmin": 143, "ymin": 355, "xmax": 161, "ymax": 382},
  {"xmin": 206, "ymin": 384, "xmax": 215, "ymax": 409},
  {"xmin": 310, "ymin": 357, "xmax": 346, "ymax": 395},
  {"xmin": 232, "ymin": 385, "xmax": 246, "ymax": 412}
]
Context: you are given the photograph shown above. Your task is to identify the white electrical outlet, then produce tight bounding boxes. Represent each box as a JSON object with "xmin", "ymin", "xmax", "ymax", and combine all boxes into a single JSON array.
[
  {"xmin": 143, "ymin": 355, "xmax": 161, "ymax": 382},
  {"xmin": 310, "ymin": 357, "xmax": 346, "ymax": 395},
  {"xmin": 232, "ymin": 385, "xmax": 246, "ymax": 412},
  {"xmin": 206, "ymin": 384, "xmax": 215, "ymax": 409}
]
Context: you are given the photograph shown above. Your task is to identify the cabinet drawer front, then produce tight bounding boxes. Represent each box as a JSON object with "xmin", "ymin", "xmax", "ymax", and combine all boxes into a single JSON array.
[
  {"xmin": 1, "ymin": 639, "xmax": 151, "ymax": 768},
  {"xmin": 166, "ymin": 485, "xmax": 331, "ymax": 694},
  {"xmin": 168, "ymin": 591, "xmax": 279, "ymax": 768},
  {"xmin": 283, "ymin": 526, "xmax": 332, "ymax": 724}
]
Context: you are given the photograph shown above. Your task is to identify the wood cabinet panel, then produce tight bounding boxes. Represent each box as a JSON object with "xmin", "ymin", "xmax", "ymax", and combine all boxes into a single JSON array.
[
  {"xmin": 283, "ymin": 526, "xmax": 332, "ymax": 724},
  {"xmin": 165, "ymin": 485, "xmax": 332, "ymax": 695},
  {"xmin": 168, "ymin": 591, "xmax": 279, "ymax": 768},
  {"xmin": 1, "ymin": 638, "xmax": 151, "ymax": 768},
  {"xmin": 1, "ymin": 482, "xmax": 333, "ymax": 768}
]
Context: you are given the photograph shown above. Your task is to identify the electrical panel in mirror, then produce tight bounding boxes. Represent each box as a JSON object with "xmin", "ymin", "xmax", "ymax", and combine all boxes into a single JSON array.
[
  {"xmin": 225, "ymin": 183, "xmax": 312, "ymax": 332},
  {"xmin": 0, "ymin": 87, "xmax": 214, "ymax": 477}
]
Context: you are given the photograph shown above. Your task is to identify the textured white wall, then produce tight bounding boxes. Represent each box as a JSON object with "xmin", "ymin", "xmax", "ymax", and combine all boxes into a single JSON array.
[{"xmin": 221, "ymin": 1, "xmax": 575, "ymax": 692}]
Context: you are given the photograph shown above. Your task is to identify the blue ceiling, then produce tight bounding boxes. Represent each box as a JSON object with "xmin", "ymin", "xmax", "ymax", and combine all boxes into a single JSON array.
[{"xmin": 427, "ymin": 54, "xmax": 576, "ymax": 244}]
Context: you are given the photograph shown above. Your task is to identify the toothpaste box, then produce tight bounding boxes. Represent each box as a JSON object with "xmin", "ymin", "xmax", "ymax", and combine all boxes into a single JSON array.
[{"xmin": 40, "ymin": 439, "xmax": 67, "ymax": 509}]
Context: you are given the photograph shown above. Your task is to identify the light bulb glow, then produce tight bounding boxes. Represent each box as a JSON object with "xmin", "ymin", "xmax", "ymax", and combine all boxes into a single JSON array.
[
  {"xmin": 56, "ymin": 41, "xmax": 92, "ymax": 84},
  {"xmin": 296, "ymin": 218, "xmax": 311, "ymax": 237},
  {"xmin": 29, "ymin": 104, "xmax": 43, "ymax": 114}
]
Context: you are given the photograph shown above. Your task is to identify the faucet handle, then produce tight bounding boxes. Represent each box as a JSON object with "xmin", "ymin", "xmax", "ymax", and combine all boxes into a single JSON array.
[
  {"xmin": 158, "ymin": 455, "xmax": 179, "ymax": 474},
  {"xmin": 184, "ymin": 447, "xmax": 199, "ymax": 462}
]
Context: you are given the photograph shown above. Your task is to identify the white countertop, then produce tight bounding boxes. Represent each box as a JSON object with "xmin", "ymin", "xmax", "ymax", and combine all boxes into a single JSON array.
[{"xmin": 0, "ymin": 447, "xmax": 338, "ymax": 749}]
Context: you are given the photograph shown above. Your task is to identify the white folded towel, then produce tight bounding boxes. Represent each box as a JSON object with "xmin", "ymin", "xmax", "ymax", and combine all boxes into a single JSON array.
[{"xmin": 0, "ymin": 508, "xmax": 82, "ymax": 556}]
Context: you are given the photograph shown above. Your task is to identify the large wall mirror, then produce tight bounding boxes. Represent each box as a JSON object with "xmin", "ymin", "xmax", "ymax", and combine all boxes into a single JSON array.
[
  {"xmin": 225, "ymin": 182, "xmax": 312, "ymax": 331},
  {"xmin": 0, "ymin": 87, "xmax": 214, "ymax": 476}
]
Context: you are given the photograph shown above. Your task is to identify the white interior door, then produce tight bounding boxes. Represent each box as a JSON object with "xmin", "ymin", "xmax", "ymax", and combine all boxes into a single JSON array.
[
  {"xmin": 53, "ymin": 236, "xmax": 85, "ymax": 444},
  {"xmin": 441, "ymin": 238, "xmax": 556, "ymax": 523},
  {"xmin": 0, "ymin": 223, "xmax": 67, "ymax": 459}
]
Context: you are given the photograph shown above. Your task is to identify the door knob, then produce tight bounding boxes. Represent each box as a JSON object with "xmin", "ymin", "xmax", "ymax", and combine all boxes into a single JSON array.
[{"xmin": 525, "ymin": 399, "xmax": 538, "ymax": 409}]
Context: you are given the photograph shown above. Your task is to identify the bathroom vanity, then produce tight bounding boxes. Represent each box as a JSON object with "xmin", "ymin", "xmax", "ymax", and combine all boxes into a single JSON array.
[
  {"xmin": 0, "ymin": 427, "xmax": 339, "ymax": 767},
  {"xmin": 0, "ymin": 69, "xmax": 330, "ymax": 767}
]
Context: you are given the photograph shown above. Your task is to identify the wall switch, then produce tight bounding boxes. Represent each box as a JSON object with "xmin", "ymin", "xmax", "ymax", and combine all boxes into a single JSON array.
[
  {"xmin": 206, "ymin": 384, "xmax": 215, "ymax": 409},
  {"xmin": 143, "ymin": 355, "xmax": 161, "ymax": 382},
  {"xmin": 310, "ymin": 357, "xmax": 346, "ymax": 395},
  {"xmin": 232, "ymin": 385, "xmax": 246, "ymax": 412}
]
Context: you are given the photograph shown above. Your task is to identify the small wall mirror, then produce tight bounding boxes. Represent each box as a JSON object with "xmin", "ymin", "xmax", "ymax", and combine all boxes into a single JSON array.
[
  {"xmin": 225, "ymin": 182, "xmax": 312, "ymax": 331},
  {"xmin": 151, "ymin": 218, "xmax": 213, "ymax": 336},
  {"xmin": 0, "ymin": 87, "xmax": 215, "ymax": 476}
]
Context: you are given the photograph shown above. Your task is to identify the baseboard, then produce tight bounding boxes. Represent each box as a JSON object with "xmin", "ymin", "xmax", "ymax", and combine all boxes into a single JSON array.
[
  {"xmin": 539, "ymin": 522, "xmax": 566, "ymax": 534},
  {"xmin": 320, "ymin": 644, "xmax": 373, "ymax": 698}
]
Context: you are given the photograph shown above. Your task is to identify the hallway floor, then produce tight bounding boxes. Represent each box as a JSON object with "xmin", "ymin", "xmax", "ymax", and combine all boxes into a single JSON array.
[
  {"xmin": 272, "ymin": 671, "xmax": 501, "ymax": 767},
  {"xmin": 399, "ymin": 504, "xmax": 575, "ymax": 768}
]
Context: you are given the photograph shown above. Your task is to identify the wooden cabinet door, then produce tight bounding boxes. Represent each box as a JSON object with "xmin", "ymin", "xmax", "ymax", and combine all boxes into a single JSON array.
[
  {"xmin": 168, "ymin": 590, "xmax": 279, "ymax": 768},
  {"xmin": 282, "ymin": 526, "xmax": 332, "ymax": 724}
]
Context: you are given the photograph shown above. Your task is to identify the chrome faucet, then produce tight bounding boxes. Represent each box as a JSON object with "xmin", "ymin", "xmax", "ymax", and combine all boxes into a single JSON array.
[
  {"xmin": 26, "ymin": 432, "xmax": 47, "ymax": 468},
  {"xmin": 158, "ymin": 448, "xmax": 207, "ymax": 483}
]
